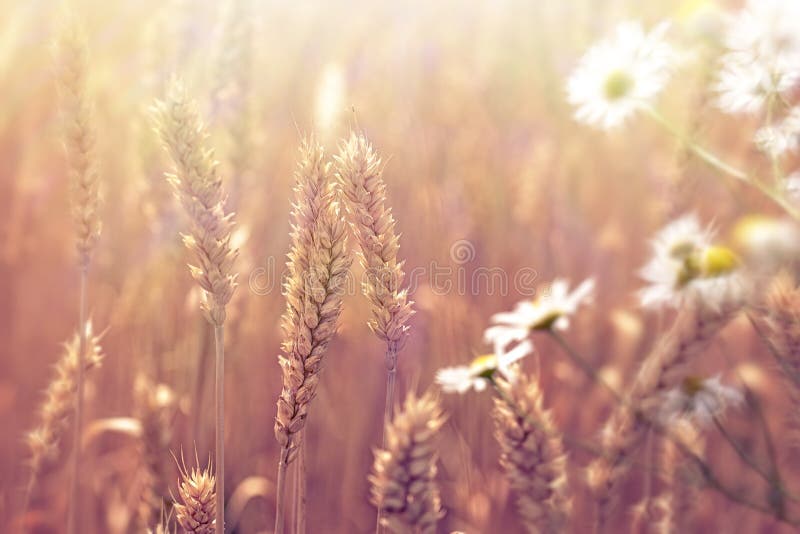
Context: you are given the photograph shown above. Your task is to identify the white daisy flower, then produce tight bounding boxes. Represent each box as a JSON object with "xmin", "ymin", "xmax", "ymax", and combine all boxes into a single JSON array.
[
  {"xmin": 567, "ymin": 21, "xmax": 676, "ymax": 130},
  {"xmin": 484, "ymin": 278, "xmax": 595, "ymax": 346},
  {"xmin": 754, "ymin": 108, "xmax": 800, "ymax": 156},
  {"xmin": 715, "ymin": 0, "xmax": 800, "ymax": 114},
  {"xmin": 658, "ymin": 375, "xmax": 744, "ymax": 427},
  {"xmin": 638, "ymin": 214, "xmax": 742, "ymax": 309},
  {"xmin": 435, "ymin": 339, "xmax": 534, "ymax": 394}
]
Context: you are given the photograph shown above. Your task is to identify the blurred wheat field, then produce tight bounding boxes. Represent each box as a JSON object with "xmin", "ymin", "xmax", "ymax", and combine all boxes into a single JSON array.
[{"xmin": 3, "ymin": 0, "xmax": 800, "ymax": 532}]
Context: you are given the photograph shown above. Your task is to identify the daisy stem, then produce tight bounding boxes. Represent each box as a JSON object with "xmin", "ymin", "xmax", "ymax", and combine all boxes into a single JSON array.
[
  {"xmin": 765, "ymin": 95, "xmax": 784, "ymax": 188},
  {"xmin": 547, "ymin": 331, "xmax": 622, "ymax": 403},
  {"xmin": 711, "ymin": 415, "xmax": 771, "ymax": 483},
  {"xmin": 644, "ymin": 106, "xmax": 800, "ymax": 220}
]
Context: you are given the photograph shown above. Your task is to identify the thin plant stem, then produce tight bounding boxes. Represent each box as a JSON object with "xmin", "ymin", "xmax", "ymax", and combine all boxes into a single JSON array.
[
  {"xmin": 644, "ymin": 106, "xmax": 800, "ymax": 220},
  {"xmin": 712, "ymin": 416, "xmax": 771, "ymax": 483},
  {"xmin": 274, "ymin": 447, "xmax": 290, "ymax": 534},
  {"xmin": 214, "ymin": 323, "xmax": 225, "ymax": 534},
  {"xmin": 548, "ymin": 331, "xmax": 623, "ymax": 403},
  {"xmin": 191, "ymin": 321, "xmax": 213, "ymax": 447},
  {"xmin": 293, "ymin": 433, "xmax": 307, "ymax": 534},
  {"xmin": 66, "ymin": 267, "xmax": 87, "ymax": 534},
  {"xmin": 376, "ymin": 345, "xmax": 398, "ymax": 534},
  {"xmin": 547, "ymin": 330, "xmax": 800, "ymax": 526}
]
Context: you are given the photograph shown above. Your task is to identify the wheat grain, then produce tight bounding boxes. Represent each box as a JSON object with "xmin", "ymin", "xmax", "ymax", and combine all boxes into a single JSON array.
[
  {"xmin": 369, "ymin": 391, "xmax": 446, "ymax": 534},
  {"xmin": 273, "ymin": 136, "xmax": 351, "ymax": 534},
  {"xmin": 23, "ymin": 324, "xmax": 103, "ymax": 512},
  {"xmin": 56, "ymin": 18, "xmax": 101, "ymax": 270},
  {"xmin": 334, "ymin": 133, "xmax": 413, "ymax": 354},
  {"xmin": 174, "ymin": 459, "xmax": 216, "ymax": 534},
  {"xmin": 493, "ymin": 373, "xmax": 571, "ymax": 534},
  {"xmin": 153, "ymin": 80, "xmax": 238, "ymax": 328}
]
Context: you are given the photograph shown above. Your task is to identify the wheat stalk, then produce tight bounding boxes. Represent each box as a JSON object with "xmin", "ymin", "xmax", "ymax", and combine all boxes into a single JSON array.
[
  {"xmin": 135, "ymin": 375, "xmax": 178, "ymax": 529},
  {"xmin": 369, "ymin": 391, "xmax": 445, "ymax": 534},
  {"xmin": 153, "ymin": 80, "xmax": 238, "ymax": 534},
  {"xmin": 334, "ymin": 133, "xmax": 413, "ymax": 532},
  {"xmin": 273, "ymin": 136, "xmax": 351, "ymax": 534},
  {"xmin": 174, "ymin": 458, "xmax": 216, "ymax": 534},
  {"xmin": 587, "ymin": 300, "xmax": 738, "ymax": 529},
  {"xmin": 54, "ymin": 18, "xmax": 102, "ymax": 533},
  {"xmin": 22, "ymin": 324, "xmax": 103, "ymax": 520},
  {"xmin": 493, "ymin": 373, "xmax": 571, "ymax": 534}
]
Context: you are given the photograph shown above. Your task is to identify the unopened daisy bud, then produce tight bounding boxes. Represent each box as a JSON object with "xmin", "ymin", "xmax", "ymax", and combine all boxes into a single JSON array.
[{"xmin": 701, "ymin": 246, "xmax": 738, "ymax": 277}]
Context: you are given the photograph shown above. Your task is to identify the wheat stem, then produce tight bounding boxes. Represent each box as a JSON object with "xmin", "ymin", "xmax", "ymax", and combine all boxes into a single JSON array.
[
  {"xmin": 214, "ymin": 324, "xmax": 225, "ymax": 534},
  {"xmin": 66, "ymin": 267, "xmax": 87, "ymax": 534},
  {"xmin": 274, "ymin": 447, "xmax": 289, "ymax": 534},
  {"xmin": 292, "ymin": 432, "xmax": 307, "ymax": 534}
]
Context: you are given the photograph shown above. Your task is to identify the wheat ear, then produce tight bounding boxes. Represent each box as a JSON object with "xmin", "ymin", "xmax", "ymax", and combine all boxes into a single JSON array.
[
  {"xmin": 334, "ymin": 133, "xmax": 413, "ymax": 416},
  {"xmin": 369, "ymin": 391, "xmax": 445, "ymax": 534},
  {"xmin": 763, "ymin": 272, "xmax": 800, "ymax": 384},
  {"xmin": 493, "ymin": 373, "xmax": 571, "ymax": 534},
  {"xmin": 22, "ymin": 324, "xmax": 103, "ymax": 519},
  {"xmin": 54, "ymin": 18, "xmax": 102, "ymax": 534},
  {"xmin": 273, "ymin": 137, "xmax": 351, "ymax": 534},
  {"xmin": 587, "ymin": 300, "xmax": 738, "ymax": 529},
  {"xmin": 174, "ymin": 458, "xmax": 216, "ymax": 534},
  {"xmin": 154, "ymin": 80, "xmax": 238, "ymax": 534}
]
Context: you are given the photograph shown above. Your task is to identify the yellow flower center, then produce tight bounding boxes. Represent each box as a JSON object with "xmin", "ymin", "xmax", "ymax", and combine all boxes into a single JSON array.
[
  {"xmin": 470, "ymin": 353, "xmax": 498, "ymax": 379},
  {"xmin": 681, "ymin": 375, "xmax": 705, "ymax": 397},
  {"xmin": 603, "ymin": 70, "xmax": 634, "ymax": 101},
  {"xmin": 531, "ymin": 310, "xmax": 563, "ymax": 330},
  {"xmin": 701, "ymin": 246, "xmax": 738, "ymax": 277}
]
